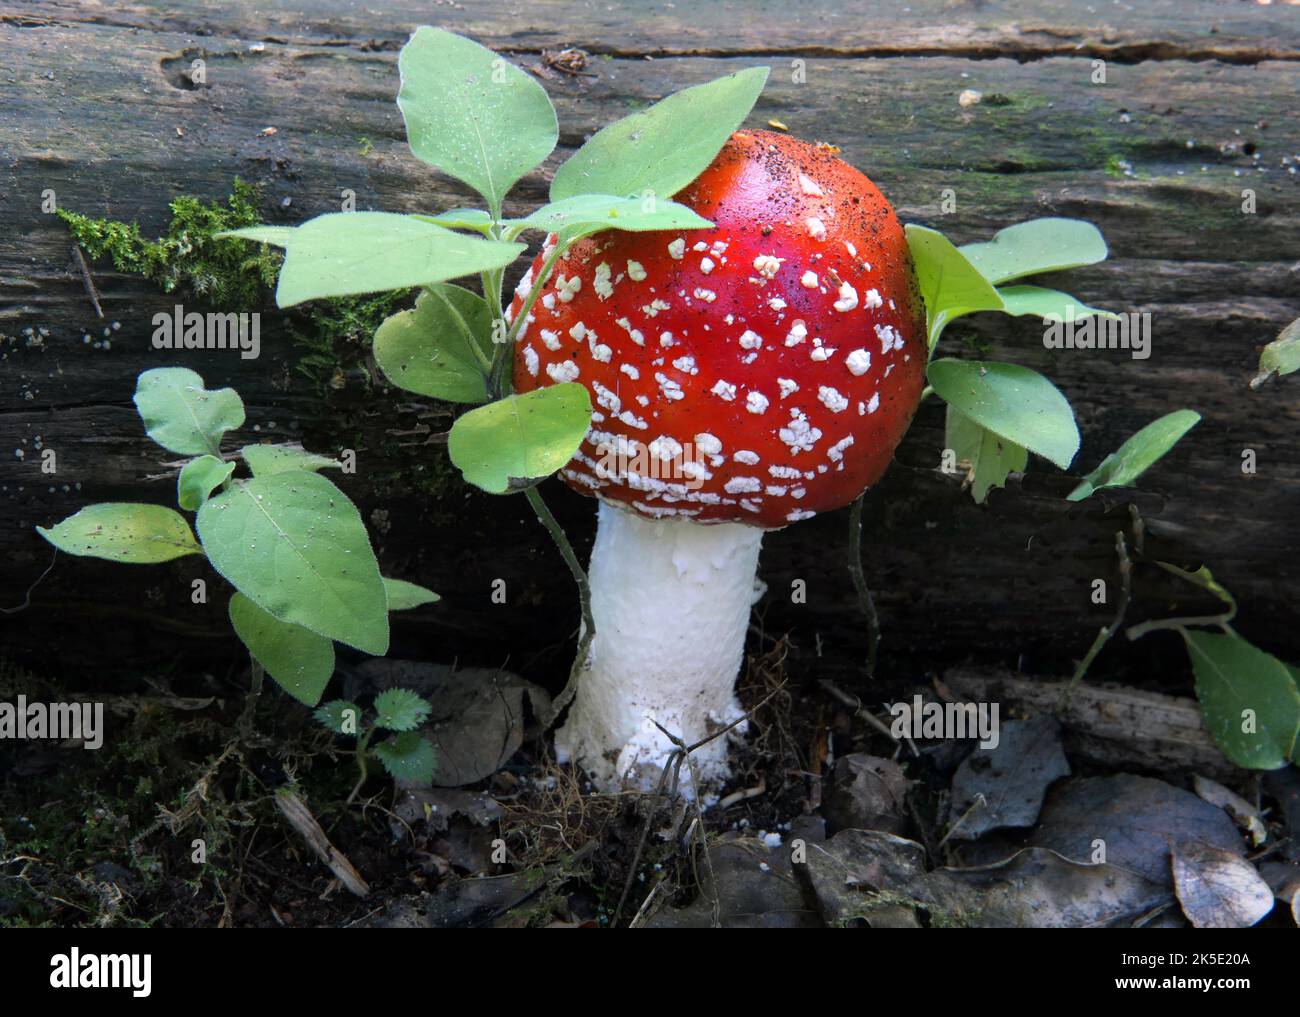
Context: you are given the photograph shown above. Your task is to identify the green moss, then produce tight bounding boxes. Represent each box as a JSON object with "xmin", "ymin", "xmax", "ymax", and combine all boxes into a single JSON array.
[
  {"xmin": 289, "ymin": 289, "xmax": 411, "ymax": 389},
  {"xmin": 58, "ymin": 182, "xmax": 415, "ymax": 395},
  {"xmin": 56, "ymin": 182, "xmax": 459, "ymax": 496},
  {"xmin": 0, "ymin": 660, "xmax": 343, "ymax": 927},
  {"xmin": 58, "ymin": 179, "xmax": 281, "ymax": 309},
  {"xmin": 980, "ymin": 91, "xmax": 1047, "ymax": 114}
]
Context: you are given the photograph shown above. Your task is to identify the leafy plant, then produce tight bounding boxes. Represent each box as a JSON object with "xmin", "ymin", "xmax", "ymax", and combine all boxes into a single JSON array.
[
  {"xmin": 36, "ymin": 367, "xmax": 437, "ymax": 711},
  {"xmin": 314, "ymin": 689, "xmax": 437, "ymax": 793},
  {"xmin": 1125, "ymin": 564, "xmax": 1300, "ymax": 770},
  {"xmin": 906, "ymin": 217, "xmax": 1199, "ymax": 504},
  {"xmin": 216, "ymin": 29, "xmax": 773, "ymax": 717},
  {"xmin": 218, "ymin": 26, "xmax": 763, "ymax": 500},
  {"xmin": 907, "ymin": 223, "xmax": 1274, "ymax": 765}
]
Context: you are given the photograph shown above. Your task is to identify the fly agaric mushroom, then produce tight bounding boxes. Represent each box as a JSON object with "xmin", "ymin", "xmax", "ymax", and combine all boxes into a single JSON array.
[{"xmin": 511, "ymin": 129, "xmax": 926, "ymax": 792}]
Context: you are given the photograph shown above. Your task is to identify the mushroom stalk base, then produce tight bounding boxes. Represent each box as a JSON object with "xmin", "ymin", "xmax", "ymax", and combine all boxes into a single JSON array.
[{"xmin": 554, "ymin": 502, "xmax": 764, "ymax": 795}]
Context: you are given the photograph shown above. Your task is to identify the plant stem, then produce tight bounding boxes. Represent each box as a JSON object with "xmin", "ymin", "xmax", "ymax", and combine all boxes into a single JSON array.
[
  {"xmin": 487, "ymin": 236, "xmax": 571, "ymax": 398},
  {"xmin": 237, "ymin": 654, "xmax": 265, "ymax": 737},
  {"xmin": 486, "ymin": 264, "xmax": 505, "ymax": 319},
  {"xmin": 1126, "ymin": 614, "xmax": 1235, "ymax": 641},
  {"xmin": 346, "ymin": 726, "xmax": 375, "ymax": 805},
  {"xmin": 1059, "ymin": 530, "xmax": 1131, "ymax": 711},
  {"xmin": 524, "ymin": 484, "xmax": 594, "ymax": 724},
  {"xmin": 847, "ymin": 493, "xmax": 880, "ymax": 678},
  {"xmin": 503, "ymin": 240, "xmax": 566, "ymax": 340},
  {"xmin": 480, "ymin": 220, "xmax": 512, "ymax": 398},
  {"xmin": 1126, "ymin": 551, "xmax": 1238, "ymax": 641}
]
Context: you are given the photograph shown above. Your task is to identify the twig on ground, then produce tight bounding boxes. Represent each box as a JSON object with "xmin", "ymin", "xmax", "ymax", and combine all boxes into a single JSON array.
[
  {"xmin": 627, "ymin": 878, "xmax": 668, "ymax": 929},
  {"xmin": 611, "ymin": 688, "xmax": 781, "ymax": 926},
  {"xmin": 0, "ymin": 548, "xmax": 57, "ymax": 614},
  {"xmin": 817, "ymin": 678, "xmax": 918, "ymax": 757},
  {"xmin": 716, "ymin": 781, "xmax": 766, "ymax": 810},
  {"xmin": 676, "ymin": 750, "xmax": 720, "ymax": 928},
  {"xmin": 273, "ymin": 787, "xmax": 369, "ymax": 897},
  {"xmin": 938, "ymin": 792, "xmax": 987, "ymax": 848},
  {"xmin": 71, "ymin": 244, "xmax": 104, "ymax": 318}
]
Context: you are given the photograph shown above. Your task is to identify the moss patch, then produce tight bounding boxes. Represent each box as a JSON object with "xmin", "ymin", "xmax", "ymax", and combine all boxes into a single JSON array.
[
  {"xmin": 290, "ymin": 289, "xmax": 411, "ymax": 389},
  {"xmin": 59, "ymin": 181, "xmax": 420, "ymax": 397},
  {"xmin": 58, "ymin": 179, "xmax": 281, "ymax": 310}
]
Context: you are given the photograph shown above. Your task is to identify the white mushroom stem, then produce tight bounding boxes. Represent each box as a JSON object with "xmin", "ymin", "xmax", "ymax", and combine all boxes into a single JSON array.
[{"xmin": 554, "ymin": 502, "xmax": 764, "ymax": 795}]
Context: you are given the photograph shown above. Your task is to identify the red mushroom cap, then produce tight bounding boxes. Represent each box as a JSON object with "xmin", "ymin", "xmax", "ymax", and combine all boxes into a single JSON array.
[{"xmin": 511, "ymin": 129, "xmax": 926, "ymax": 528}]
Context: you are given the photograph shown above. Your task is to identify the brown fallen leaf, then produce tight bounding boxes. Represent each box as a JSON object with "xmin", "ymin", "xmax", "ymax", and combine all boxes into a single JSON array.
[{"xmin": 1172, "ymin": 843, "xmax": 1273, "ymax": 928}]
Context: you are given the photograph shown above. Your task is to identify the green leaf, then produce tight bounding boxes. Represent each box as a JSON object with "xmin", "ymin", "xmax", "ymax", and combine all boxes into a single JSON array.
[
  {"xmin": 1153, "ymin": 562, "xmax": 1237, "ymax": 614},
  {"xmin": 217, "ymin": 224, "xmax": 295, "ymax": 247},
  {"xmin": 1251, "ymin": 316, "xmax": 1300, "ymax": 389},
  {"xmin": 448, "ymin": 384, "xmax": 593, "ymax": 494},
  {"xmin": 133, "ymin": 367, "xmax": 245, "ymax": 456},
  {"xmin": 508, "ymin": 194, "xmax": 714, "ymax": 242},
  {"xmin": 945, "ymin": 405, "xmax": 1028, "ymax": 504},
  {"xmin": 928, "ymin": 358, "xmax": 1079, "ymax": 470},
  {"xmin": 228, "ymin": 592, "xmax": 336, "ymax": 707},
  {"xmin": 960, "ymin": 218, "xmax": 1109, "ymax": 285},
  {"xmin": 177, "ymin": 455, "xmax": 236, "ymax": 511},
  {"xmin": 904, "ymin": 225, "xmax": 1005, "ymax": 349},
  {"xmin": 372, "ymin": 731, "xmax": 437, "ymax": 785},
  {"xmin": 1182, "ymin": 629, "xmax": 1300, "ymax": 770},
  {"xmin": 997, "ymin": 284, "xmax": 1117, "ymax": 322},
  {"xmin": 221, "ymin": 214, "xmax": 524, "ymax": 308},
  {"xmin": 196, "ymin": 472, "xmax": 389, "ymax": 654},
  {"xmin": 373, "ymin": 284, "xmax": 493, "ymax": 403},
  {"xmin": 372, "ymin": 688, "xmax": 433, "ymax": 732},
  {"xmin": 315, "ymin": 699, "xmax": 363, "ymax": 735},
  {"xmin": 384, "ymin": 578, "xmax": 441, "ymax": 611},
  {"xmin": 397, "ymin": 26, "xmax": 558, "ymax": 214},
  {"xmin": 1067, "ymin": 410, "xmax": 1201, "ymax": 501},
  {"xmin": 37, "ymin": 503, "xmax": 203, "ymax": 563},
  {"xmin": 551, "ymin": 66, "xmax": 769, "ymax": 202},
  {"xmin": 241, "ymin": 444, "xmax": 342, "ymax": 477},
  {"xmin": 417, "ymin": 208, "xmax": 494, "ymax": 234}
]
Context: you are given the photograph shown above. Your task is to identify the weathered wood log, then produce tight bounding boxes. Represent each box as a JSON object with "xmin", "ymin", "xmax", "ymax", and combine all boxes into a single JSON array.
[
  {"xmin": 943, "ymin": 669, "xmax": 1238, "ymax": 782},
  {"xmin": 2, "ymin": 1, "xmax": 1298, "ymax": 687}
]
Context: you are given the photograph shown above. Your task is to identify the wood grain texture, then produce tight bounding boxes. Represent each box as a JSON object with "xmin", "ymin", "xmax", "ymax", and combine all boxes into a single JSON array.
[
  {"xmin": 1, "ymin": 1, "xmax": 1297, "ymax": 685},
  {"xmin": 944, "ymin": 669, "xmax": 1238, "ymax": 782},
  {"xmin": 12, "ymin": 0, "xmax": 1300, "ymax": 61}
]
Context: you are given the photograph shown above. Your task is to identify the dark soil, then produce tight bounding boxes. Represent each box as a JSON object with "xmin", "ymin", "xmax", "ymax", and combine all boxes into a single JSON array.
[{"xmin": 0, "ymin": 585, "xmax": 1231, "ymax": 929}]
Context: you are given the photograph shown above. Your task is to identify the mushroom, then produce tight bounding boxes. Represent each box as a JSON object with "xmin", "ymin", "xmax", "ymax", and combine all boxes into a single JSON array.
[{"xmin": 510, "ymin": 130, "xmax": 926, "ymax": 793}]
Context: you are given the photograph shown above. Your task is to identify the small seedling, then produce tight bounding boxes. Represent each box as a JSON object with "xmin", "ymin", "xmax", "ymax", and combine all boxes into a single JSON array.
[{"xmin": 315, "ymin": 688, "xmax": 437, "ymax": 799}]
